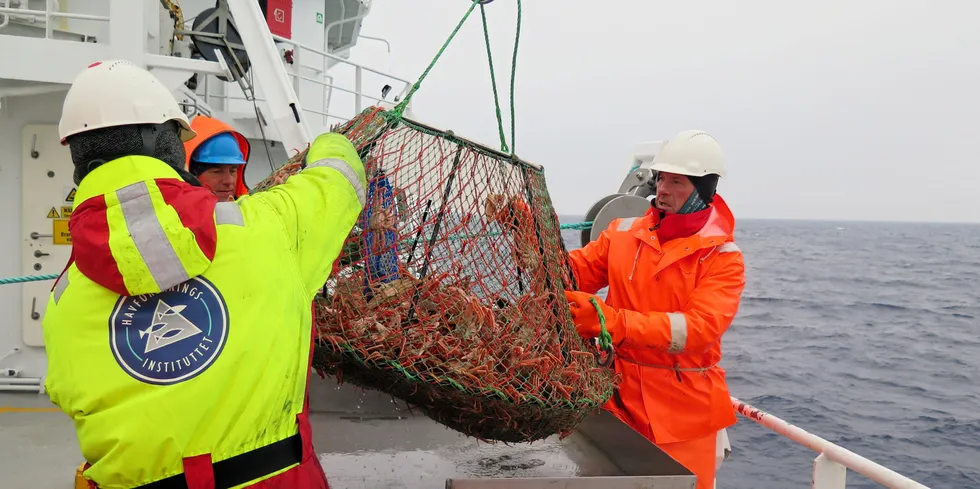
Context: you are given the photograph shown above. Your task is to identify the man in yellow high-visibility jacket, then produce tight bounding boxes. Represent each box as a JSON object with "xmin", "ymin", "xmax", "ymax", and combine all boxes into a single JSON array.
[{"xmin": 46, "ymin": 59, "xmax": 365, "ymax": 489}]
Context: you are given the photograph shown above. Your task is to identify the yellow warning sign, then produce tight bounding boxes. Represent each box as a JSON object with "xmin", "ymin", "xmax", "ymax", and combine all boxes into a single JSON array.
[
  {"xmin": 61, "ymin": 206, "xmax": 73, "ymax": 218},
  {"xmin": 52, "ymin": 219, "xmax": 71, "ymax": 245},
  {"xmin": 46, "ymin": 207, "xmax": 60, "ymax": 219},
  {"xmin": 65, "ymin": 188, "xmax": 76, "ymax": 202}
]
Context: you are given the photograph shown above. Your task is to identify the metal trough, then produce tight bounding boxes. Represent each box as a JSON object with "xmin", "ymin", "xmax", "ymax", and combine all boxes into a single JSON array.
[{"xmin": 308, "ymin": 376, "xmax": 698, "ymax": 489}]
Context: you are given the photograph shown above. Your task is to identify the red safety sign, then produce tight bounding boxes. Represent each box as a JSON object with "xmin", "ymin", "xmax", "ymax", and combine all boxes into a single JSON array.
[{"xmin": 262, "ymin": 0, "xmax": 292, "ymax": 39}]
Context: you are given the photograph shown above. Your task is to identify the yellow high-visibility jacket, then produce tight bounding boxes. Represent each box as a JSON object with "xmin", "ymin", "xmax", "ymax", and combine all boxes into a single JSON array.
[{"xmin": 43, "ymin": 133, "xmax": 366, "ymax": 488}]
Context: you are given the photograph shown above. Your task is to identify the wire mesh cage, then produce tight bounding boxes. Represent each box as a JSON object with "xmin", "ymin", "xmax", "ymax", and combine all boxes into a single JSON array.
[{"xmin": 251, "ymin": 107, "xmax": 619, "ymax": 443}]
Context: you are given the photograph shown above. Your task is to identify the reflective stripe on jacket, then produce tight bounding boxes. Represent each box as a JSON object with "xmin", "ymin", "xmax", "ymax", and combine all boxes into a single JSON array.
[
  {"xmin": 43, "ymin": 133, "xmax": 365, "ymax": 488},
  {"xmin": 567, "ymin": 194, "xmax": 745, "ymax": 443}
]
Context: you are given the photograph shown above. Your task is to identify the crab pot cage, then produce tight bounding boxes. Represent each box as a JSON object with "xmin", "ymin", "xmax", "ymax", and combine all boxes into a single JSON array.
[{"xmin": 252, "ymin": 107, "xmax": 619, "ymax": 443}]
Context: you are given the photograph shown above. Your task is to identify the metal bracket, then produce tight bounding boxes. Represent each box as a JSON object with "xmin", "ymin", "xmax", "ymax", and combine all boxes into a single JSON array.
[
  {"xmin": 187, "ymin": 1, "xmax": 250, "ymax": 82},
  {"xmin": 580, "ymin": 194, "xmax": 651, "ymax": 247},
  {"xmin": 579, "ymin": 160, "xmax": 662, "ymax": 247},
  {"xmin": 617, "ymin": 167, "xmax": 655, "ymax": 195}
]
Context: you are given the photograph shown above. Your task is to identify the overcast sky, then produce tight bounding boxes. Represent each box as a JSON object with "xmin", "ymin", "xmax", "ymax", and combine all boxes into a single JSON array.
[{"xmin": 340, "ymin": 0, "xmax": 979, "ymax": 223}]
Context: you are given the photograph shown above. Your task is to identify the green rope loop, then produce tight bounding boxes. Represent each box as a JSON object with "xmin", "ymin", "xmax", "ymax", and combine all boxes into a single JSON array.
[
  {"xmin": 483, "ymin": 0, "xmax": 521, "ymax": 153},
  {"xmin": 480, "ymin": 4, "xmax": 509, "ymax": 154},
  {"xmin": 587, "ymin": 296, "xmax": 615, "ymax": 368},
  {"xmin": 588, "ymin": 296, "xmax": 613, "ymax": 352},
  {"xmin": 559, "ymin": 221, "xmax": 593, "ymax": 231}
]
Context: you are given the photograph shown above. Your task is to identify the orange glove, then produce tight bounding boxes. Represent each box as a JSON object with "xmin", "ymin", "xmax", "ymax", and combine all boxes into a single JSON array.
[{"xmin": 564, "ymin": 290, "xmax": 625, "ymax": 345}]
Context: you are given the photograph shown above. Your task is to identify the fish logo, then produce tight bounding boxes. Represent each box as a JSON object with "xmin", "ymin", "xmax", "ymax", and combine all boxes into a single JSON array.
[
  {"xmin": 140, "ymin": 301, "xmax": 202, "ymax": 353},
  {"xmin": 109, "ymin": 276, "xmax": 228, "ymax": 385}
]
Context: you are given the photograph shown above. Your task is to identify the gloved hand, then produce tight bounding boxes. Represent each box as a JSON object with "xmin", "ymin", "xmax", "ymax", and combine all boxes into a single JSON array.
[
  {"xmin": 564, "ymin": 290, "xmax": 625, "ymax": 345},
  {"xmin": 304, "ymin": 132, "xmax": 361, "ymax": 170}
]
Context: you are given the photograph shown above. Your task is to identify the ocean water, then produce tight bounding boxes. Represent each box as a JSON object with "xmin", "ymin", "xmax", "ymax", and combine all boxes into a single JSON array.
[{"xmin": 559, "ymin": 217, "xmax": 980, "ymax": 488}]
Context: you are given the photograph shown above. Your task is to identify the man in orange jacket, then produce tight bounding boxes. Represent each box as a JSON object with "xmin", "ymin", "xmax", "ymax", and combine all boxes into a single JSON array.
[
  {"xmin": 487, "ymin": 129, "xmax": 744, "ymax": 489},
  {"xmin": 183, "ymin": 114, "xmax": 251, "ymax": 201},
  {"xmin": 567, "ymin": 129, "xmax": 743, "ymax": 489}
]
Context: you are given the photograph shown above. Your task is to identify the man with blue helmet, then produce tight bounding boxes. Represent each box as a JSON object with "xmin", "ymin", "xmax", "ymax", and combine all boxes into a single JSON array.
[{"xmin": 183, "ymin": 114, "xmax": 251, "ymax": 201}]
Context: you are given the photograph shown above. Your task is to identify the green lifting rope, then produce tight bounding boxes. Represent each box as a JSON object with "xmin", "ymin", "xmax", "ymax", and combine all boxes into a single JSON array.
[{"xmin": 386, "ymin": 0, "xmax": 522, "ymax": 156}]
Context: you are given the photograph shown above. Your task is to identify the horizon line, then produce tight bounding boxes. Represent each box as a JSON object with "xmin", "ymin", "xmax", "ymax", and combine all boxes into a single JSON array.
[{"xmin": 555, "ymin": 215, "xmax": 980, "ymax": 226}]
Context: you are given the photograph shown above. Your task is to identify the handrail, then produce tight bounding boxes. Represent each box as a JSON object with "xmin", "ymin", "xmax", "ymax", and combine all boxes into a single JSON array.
[
  {"xmin": 358, "ymin": 34, "xmax": 392, "ymax": 54},
  {"xmin": 0, "ymin": 5, "xmax": 109, "ymax": 39},
  {"xmin": 264, "ymin": 33, "xmax": 411, "ymax": 126},
  {"xmin": 271, "ymin": 33, "xmax": 412, "ymax": 84},
  {"xmin": 731, "ymin": 397, "xmax": 930, "ymax": 489},
  {"xmin": 0, "ymin": 6, "xmax": 109, "ymax": 21},
  {"xmin": 0, "ymin": 0, "xmax": 10, "ymax": 30}
]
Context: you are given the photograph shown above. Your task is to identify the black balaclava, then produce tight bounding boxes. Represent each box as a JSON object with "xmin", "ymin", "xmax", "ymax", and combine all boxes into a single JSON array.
[
  {"xmin": 688, "ymin": 174, "xmax": 719, "ymax": 205},
  {"xmin": 66, "ymin": 120, "xmax": 202, "ymax": 187}
]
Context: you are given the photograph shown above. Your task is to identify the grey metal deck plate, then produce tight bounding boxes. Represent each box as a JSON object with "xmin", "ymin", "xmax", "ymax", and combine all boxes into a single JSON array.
[{"xmin": 310, "ymin": 375, "xmax": 697, "ymax": 489}]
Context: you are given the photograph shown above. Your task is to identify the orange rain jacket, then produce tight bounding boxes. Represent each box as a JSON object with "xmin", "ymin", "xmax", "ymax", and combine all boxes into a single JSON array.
[
  {"xmin": 567, "ymin": 194, "xmax": 745, "ymax": 444},
  {"xmin": 183, "ymin": 115, "xmax": 251, "ymax": 198}
]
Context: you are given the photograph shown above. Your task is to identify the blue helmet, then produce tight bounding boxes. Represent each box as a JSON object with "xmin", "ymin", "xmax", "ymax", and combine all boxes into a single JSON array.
[{"xmin": 191, "ymin": 132, "xmax": 246, "ymax": 165}]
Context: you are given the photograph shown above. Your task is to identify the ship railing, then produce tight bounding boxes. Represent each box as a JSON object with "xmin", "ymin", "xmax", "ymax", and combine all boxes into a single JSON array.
[
  {"xmin": 202, "ymin": 34, "xmax": 411, "ymax": 130},
  {"xmin": 731, "ymin": 397, "xmax": 930, "ymax": 489},
  {"xmin": 0, "ymin": 1, "xmax": 409, "ymax": 129},
  {"xmin": 0, "ymin": 1, "xmax": 108, "ymax": 38}
]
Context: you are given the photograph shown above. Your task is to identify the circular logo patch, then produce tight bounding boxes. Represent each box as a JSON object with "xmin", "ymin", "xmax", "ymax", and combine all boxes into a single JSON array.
[{"xmin": 109, "ymin": 276, "xmax": 228, "ymax": 385}]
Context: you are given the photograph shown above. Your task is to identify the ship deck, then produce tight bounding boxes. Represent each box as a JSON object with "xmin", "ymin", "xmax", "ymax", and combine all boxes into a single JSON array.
[{"xmin": 0, "ymin": 379, "xmax": 696, "ymax": 489}]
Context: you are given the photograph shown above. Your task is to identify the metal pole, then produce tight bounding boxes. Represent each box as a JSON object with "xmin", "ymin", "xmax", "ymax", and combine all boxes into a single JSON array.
[
  {"xmin": 354, "ymin": 66, "xmax": 363, "ymax": 114},
  {"xmin": 0, "ymin": 384, "xmax": 41, "ymax": 393},
  {"xmin": 225, "ymin": 0, "xmax": 312, "ymax": 154},
  {"xmin": 731, "ymin": 397, "xmax": 930, "ymax": 489},
  {"xmin": 0, "ymin": 378, "xmax": 42, "ymax": 385}
]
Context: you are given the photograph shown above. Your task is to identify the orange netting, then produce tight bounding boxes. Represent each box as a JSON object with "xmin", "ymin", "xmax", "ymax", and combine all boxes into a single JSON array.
[{"xmin": 251, "ymin": 107, "xmax": 618, "ymax": 442}]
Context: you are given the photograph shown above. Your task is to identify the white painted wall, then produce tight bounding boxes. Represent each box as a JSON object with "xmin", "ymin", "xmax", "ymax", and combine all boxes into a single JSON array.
[
  {"xmin": 289, "ymin": 0, "xmax": 327, "ymax": 129},
  {"xmin": 0, "ymin": 91, "xmax": 69, "ymax": 379}
]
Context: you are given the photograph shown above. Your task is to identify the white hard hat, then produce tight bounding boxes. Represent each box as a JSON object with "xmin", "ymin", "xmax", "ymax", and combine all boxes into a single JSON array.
[
  {"xmin": 649, "ymin": 130, "xmax": 726, "ymax": 178},
  {"xmin": 59, "ymin": 60, "xmax": 196, "ymax": 145}
]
